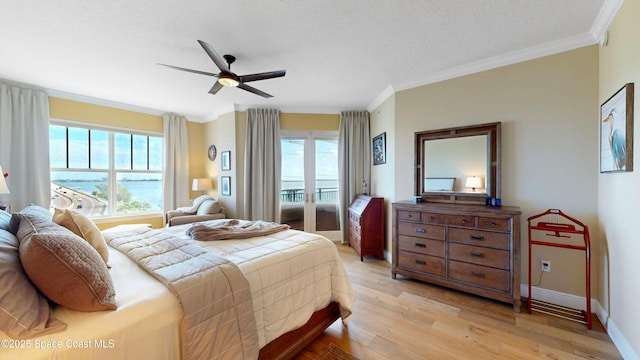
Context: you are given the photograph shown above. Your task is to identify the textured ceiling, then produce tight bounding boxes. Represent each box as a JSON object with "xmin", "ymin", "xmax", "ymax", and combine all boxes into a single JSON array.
[{"xmin": 0, "ymin": 0, "xmax": 616, "ymax": 121}]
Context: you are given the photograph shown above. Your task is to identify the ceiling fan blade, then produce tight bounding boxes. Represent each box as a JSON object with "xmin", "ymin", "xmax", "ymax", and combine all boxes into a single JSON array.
[
  {"xmin": 209, "ymin": 81, "xmax": 224, "ymax": 95},
  {"xmin": 157, "ymin": 63, "xmax": 218, "ymax": 77},
  {"xmin": 197, "ymin": 40, "xmax": 230, "ymax": 72},
  {"xmin": 239, "ymin": 70, "xmax": 286, "ymax": 83},
  {"xmin": 238, "ymin": 83, "xmax": 273, "ymax": 98}
]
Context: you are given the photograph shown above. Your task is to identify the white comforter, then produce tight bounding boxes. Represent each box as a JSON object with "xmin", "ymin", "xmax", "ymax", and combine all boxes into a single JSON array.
[
  {"xmin": 166, "ymin": 220, "xmax": 355, "ymax": 348},
  {"xmin": 0, "ymin": 221, "xmax": 355, "ymax": 359},
  {"xmin": 0, "ymin": 247, "xmax": 183, "ymax": 360}
]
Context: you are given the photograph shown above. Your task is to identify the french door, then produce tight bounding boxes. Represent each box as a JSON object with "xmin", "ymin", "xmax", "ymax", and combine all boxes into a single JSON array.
[{"xmin": 280, "ymin": 132, "xmax": 341, "ymax": 241}]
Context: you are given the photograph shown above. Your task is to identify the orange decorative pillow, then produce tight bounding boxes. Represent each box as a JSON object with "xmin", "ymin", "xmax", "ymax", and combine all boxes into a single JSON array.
[
  {"xmin": 53, "ymin": 208, "xmax": 110, "ymax": 267},
  {"xmin": 17, "ymin": 216, "xmax": 117, "ymax": 312}
]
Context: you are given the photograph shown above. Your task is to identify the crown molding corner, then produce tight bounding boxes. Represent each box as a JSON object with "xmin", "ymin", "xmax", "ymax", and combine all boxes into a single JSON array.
[
  {"xmin": 367, "ymin": 85, "xmax": 395, "ymax": 113},
  {"xmin": 590, "ymin": 0, "xmax": 625, "ymax": 45}
]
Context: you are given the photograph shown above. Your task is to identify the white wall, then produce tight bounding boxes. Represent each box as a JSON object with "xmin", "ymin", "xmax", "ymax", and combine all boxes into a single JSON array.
[
  {"xmin": 385, "ymin": 45, "xmax": 600, "ymax": 300},
  {"xmin": 205, "ymin": 111, "xmax": 238, "ymax": 218},
  {"xmin": 370, "ymin": 96, "xmax": 395, "ymax": 257},
  {"xmin": 598, "ymin": 0, "xmax": 640, "ymax": 357}
]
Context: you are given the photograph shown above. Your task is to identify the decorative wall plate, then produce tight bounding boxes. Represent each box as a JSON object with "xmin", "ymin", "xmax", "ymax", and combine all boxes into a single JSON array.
[{"xmin": 208, "ymin": 144, "xmax": 217, "ymax": 161}]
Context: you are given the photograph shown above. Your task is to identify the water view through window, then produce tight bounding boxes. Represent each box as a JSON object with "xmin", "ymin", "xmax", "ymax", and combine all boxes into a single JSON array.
[{"xmin": 50, "ymin": 123, "xmax": 163, "ymax": 217}]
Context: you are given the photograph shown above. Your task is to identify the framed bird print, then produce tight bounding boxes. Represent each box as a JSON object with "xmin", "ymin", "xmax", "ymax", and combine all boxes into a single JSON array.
[{"xmin": 600, "ymin": 83, "xmax": 634, "ymax": 173}]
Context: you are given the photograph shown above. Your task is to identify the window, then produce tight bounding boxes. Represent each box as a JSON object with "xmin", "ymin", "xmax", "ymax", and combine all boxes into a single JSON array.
[{"xmin": 49, "ymin": 122, "xmax": 163, "ymax": 217}]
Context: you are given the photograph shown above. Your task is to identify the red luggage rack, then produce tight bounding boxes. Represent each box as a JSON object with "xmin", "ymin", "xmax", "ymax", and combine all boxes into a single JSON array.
[{"xmin": 527, "ymin": 209, "xmax": 591, "ymax": 329}]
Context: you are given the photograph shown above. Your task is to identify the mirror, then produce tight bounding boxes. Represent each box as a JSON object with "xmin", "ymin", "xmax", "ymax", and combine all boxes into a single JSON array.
[{"xmin": 415, "ymin": 122, "xmax": 500, "ymax": 203}]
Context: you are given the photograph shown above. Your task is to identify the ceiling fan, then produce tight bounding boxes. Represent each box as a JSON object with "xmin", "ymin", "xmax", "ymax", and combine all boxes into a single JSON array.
[{"xmin": 158, "ymin": 40, "xmax": 286, "ymax": 98}]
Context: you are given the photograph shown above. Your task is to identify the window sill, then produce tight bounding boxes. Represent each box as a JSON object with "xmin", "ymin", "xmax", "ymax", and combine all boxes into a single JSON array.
[{"xmin": 92, "ymin": 212, "xmax": 163, "ymax": 225}]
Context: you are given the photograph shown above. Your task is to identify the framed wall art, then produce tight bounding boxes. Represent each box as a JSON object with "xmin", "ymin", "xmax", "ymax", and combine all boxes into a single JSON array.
[
  {"xmin": 221, "ymin": 176, "xmax": 231, "ymax": 196},
  {"xmin": 221, "ymin": 151, "xmax": 231, "ymax": 171},
  {"xmin": 600, "ymin": 83, "xmax": 634, "ymax": 173},
  {"xmin": 372, "ymin": 132, "xmax": 386, "ymax": 165}
]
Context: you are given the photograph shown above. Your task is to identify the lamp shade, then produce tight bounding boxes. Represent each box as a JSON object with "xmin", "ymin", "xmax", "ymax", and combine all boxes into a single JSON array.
[
  {"xmin": 0, "ymin": 165, "xmax": 9, "ymax": 195},
  {"xmin": 192, "ymin": 178, "xmax": 213, "ymax": 192},
  {"xmin": 465, "ymin": 176, "xmax": 483, "ymax": 190}
]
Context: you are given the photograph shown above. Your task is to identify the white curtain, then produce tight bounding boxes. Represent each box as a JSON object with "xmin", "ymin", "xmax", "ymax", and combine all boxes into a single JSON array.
[
  {"xmin": 0, "ymin": 82, "xmax": 51, "ymax": 210},
  {"xmin": 244, "ymin": 108, "xmax": 281, "ymax": 222},
  {"xmin": 338, "ymin": 111, "xmax": 371, "ymax": 243},
  {"xmin": 162, "ymin": 113, "xmax": 190, "ymax": 217}
]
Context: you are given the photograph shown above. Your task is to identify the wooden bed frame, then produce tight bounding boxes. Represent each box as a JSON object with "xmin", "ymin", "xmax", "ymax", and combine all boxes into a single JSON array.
[{"xmin": 258, "ymin": 301, "xmax": 340, "ymax": 360}]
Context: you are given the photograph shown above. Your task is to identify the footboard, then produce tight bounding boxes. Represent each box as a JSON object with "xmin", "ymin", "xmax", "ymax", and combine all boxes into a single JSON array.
[{"xmin": 258, "ymin": 302, "xmax": 340, "ymax": 360}]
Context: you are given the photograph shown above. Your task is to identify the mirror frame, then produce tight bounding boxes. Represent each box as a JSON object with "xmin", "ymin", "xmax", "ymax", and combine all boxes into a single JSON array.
[{"xmin": 415, "ymin": 122, "xmax": 501, "ymax": 204}]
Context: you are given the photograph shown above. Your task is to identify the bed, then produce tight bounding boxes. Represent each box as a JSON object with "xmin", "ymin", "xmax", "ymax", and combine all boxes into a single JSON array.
[{"xmin": 0, "ymin": 206, "xmax": 355, "ymax": 360}]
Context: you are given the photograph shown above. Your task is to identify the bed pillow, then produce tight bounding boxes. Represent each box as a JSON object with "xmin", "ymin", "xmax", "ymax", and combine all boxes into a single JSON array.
[
  {"xmin": 17, "ymin": 215, "xmax": 117, "ymax": 312},
  {"xmin": 53, "ymin": 208, "xmax": 110, "ymax": 267},
  {"xmin": 8, "ymin": 204, "xmax": 53, "ymax": 236},
  {"xmin": 0, "ymin": 229, "xmax": 67, "ymax": 339},
  {"xmin": 196, "ymin": 199, "xmax": 222, "ymax": 215},
  {"xmin": 0, "ymin": 209, "xmax": 10, "ymax": 230}
]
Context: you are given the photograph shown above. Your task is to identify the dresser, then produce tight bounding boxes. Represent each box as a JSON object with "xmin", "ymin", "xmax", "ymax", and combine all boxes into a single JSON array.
[
  {"xmin": 392, "ymin": 201, "xmax": 522, "ymax": 311},
  {"xmin": 348, "ymin": 195, "xmax": 384, "ymax": 261}
]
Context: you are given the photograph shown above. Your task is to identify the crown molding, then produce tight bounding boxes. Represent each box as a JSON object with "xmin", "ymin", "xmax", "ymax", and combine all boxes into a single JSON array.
[
  {"xmin": 367, "ymin": 31, "xmax": 600, "ymax": 111},
  {"xmin": 367, "ymin": 85, "xmax": 395, "ymax": 113},
  {"xmin": 2, "ymin": 79, "xmax": 205, "ymax": 121},
  {"xmin": 590, "ymin": 0, "xmax": 624, "ymax": 45},
  {"xmin": 47, "ymin": 88, "xmax": 166, "ymax": 117},
  {"xmin": 394, "ymin": 32, "xmax": 597, "ymax": 93}
]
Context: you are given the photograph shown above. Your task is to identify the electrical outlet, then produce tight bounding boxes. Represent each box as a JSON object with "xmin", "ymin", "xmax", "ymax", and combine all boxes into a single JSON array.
[{"xmin": 541, "ymin": 260, "xmax": 551, "ymax": 272}]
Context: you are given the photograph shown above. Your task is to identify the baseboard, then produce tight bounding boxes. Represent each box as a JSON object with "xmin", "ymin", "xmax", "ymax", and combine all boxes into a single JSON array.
[
  {"xmin": 520, "ymin": 285, "xmax": 595, "ymax": 312},
  {"xmin": 606, "ymin": 318, "xmax": 639, "ymax": 360},
  {"xmin": 520, "ymin": 285, "xmax": 638, "ymax": 360}
]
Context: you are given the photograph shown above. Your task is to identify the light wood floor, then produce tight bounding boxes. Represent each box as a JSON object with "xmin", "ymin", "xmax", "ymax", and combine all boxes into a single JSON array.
[{"xmin": 293, "ymin": 244, "xmax": 622, "ymax": 360}]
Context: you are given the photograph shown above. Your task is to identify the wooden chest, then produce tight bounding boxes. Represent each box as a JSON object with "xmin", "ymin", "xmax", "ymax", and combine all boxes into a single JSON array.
[{"xmin": 348, "ymin": 195, "xmax": 384, "ymax": 261}]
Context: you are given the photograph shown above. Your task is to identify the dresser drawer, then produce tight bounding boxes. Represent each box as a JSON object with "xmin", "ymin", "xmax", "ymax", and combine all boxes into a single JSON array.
[
  {"xmin": 444, "ymin": 214, "xmax": 476, "ymax": 227},
  {"xmin": 398, "ymin": 221, "xmax": 445, "ymax": 241},
  {"xmin": 448, "ymin": 260, "xmax": 509, "ymax": 292},
  {"xmin": 349, "ymin": 219, "xmax": 360, "ymax": 235},
  {"xmin": 420, "ymin": 212, "xmax": 445, "ymax": 224},
  {"xmin": 448, "ymin": 227, "xmax": 509, "ymax": 250},
  {"xmin": 398, "ymin": 235, "xmax": 445, "ymax": 257},
  {"xmin": 448, "ymin": 243, "xmax": 509, "ymax": 270},
  {"xmin": 477, "ymin": 217, "xmax": 510, "ymax": 231},
  {"xmin": 398, "ymin": 251, "xmax": 445, "ymax": 276},
  {"xmin": 349, "ymin": 231, "xmax": 361, "ymax": 249},
  {"xmin": 349, "ymin": 211, "xmax": 361, "ymax": 223},
  {"xmin": 397, "ymin": 210, "xmax": 421, "ymax": 222}
]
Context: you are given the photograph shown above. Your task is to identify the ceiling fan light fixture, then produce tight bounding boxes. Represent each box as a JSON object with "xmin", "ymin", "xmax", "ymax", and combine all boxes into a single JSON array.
[
  {"xmin": 160, "ymin": 40, "xmax": 283, "ymax": 97},
  {"xmin": 218, "ymin": 75, "xmax": 239, "ymax": 87}
]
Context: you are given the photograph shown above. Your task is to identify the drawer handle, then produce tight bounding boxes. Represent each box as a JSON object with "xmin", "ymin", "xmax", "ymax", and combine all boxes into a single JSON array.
[
  {"xmin": 470, "ymin": 252, "xmax": 485, "ymax": 258},
  {"xmin": 414, "ymin": 243, "xmax": 426, "ymax": 248},
  {"xmin": 490, "ymin": 222, "xmax": 496, "ymax": 227},
  {"xmin": 471, "ymin": 271, "xmax": 485, "ymax": 278},
  {"xmin": 428, "ymin": 216, "xmax": 434, "ymax": 220},
  {"xmin": 461, "ymin": 219, "xmax": 467, "ymax": 225},
  {"xmin": 470, "ymin": 235, "xmax": 484, "ymax": 241},
  {"xmin": 415, "ymin": 228, "xmax": 426, "ymax": 234},
  {"xmin": 415, "ymin": 260, "xmax": 426, "ymax": 265}
]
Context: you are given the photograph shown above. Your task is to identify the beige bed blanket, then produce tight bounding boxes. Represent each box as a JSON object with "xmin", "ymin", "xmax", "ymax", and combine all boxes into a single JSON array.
[
  {"xmin": 186, "ymin": 219, "xmax": 290, "ymax": 241},
  {"xmin": 104, "ymin": 227, "xmax": 258, "ymax": 360}
]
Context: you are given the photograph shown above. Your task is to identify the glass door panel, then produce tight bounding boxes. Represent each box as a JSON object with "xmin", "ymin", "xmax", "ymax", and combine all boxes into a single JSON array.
[
  {"xmin": 280, "ymin": 138, "xmax": 305, "ymax": 231},
  {"xmin": 280, "ymin": 133, "xmax": 341, "ymax": 241},
  {"xmin": 313, "ymin": 139, "xmax": 340, "ymax": 240}
]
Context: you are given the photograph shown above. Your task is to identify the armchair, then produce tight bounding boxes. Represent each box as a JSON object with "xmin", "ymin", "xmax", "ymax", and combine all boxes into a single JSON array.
[{"xmin": 165, "ymin": 195, "xmax": 226, "ymax": 227}]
